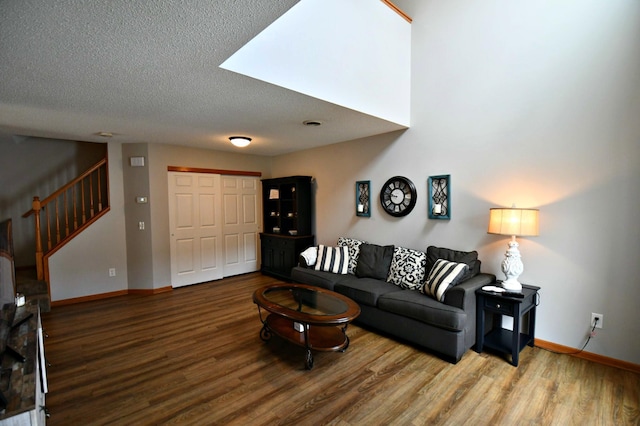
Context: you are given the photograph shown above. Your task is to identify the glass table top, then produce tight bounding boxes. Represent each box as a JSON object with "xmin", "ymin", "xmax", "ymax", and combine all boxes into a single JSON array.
[{"xmin": 262, "ymin": 286, "xmax": 349, "ymax": 317}]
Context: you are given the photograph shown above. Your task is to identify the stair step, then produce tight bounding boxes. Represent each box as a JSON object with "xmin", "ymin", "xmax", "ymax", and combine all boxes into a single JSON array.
[{"xmin": 15, "ymin": 268, "xmax": 50, "ymax": 312}]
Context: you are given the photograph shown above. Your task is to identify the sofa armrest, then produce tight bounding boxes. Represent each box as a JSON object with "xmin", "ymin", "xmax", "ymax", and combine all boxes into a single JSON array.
[
  {"xmin": 298, "ymin": 254, "xmax": 313, "ymax": 268},
  {"xmin": 443, "ymin": 273, "xmax": 495, "ymax": 311}
]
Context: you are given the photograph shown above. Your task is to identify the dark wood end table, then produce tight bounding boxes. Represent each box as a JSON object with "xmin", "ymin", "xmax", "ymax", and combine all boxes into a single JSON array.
[{"xmin": 475, "ymin": 283, "xmax": 540, "ymax": 366}]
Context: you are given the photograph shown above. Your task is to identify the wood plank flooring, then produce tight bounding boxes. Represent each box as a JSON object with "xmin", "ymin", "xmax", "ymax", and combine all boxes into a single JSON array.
[{"xmin": 42, "ymin": 272, "xmax": 639, "ymax": 425}]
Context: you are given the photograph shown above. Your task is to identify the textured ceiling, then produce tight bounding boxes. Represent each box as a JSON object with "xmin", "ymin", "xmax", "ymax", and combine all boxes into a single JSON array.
[{"xmin": 0, "ymin": 0, "xmax": 406, "ymax": 156}]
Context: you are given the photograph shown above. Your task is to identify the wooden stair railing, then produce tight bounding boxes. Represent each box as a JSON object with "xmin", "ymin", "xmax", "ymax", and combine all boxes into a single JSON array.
[{"xmin": 22, "ymin": 157, "xmax": 110, "ymax": 282}]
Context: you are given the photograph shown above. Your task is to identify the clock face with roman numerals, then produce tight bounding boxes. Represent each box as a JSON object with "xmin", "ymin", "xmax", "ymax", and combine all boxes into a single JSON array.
[{"xmin": 380, "ymin": 176, "xmax": 417, "ymax": 217}]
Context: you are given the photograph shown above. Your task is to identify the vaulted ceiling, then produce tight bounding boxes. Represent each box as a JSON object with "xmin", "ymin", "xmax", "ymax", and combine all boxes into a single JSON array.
[{"xmin": 0, "ymin": 0, "xmax": 407, "ymax": 156}]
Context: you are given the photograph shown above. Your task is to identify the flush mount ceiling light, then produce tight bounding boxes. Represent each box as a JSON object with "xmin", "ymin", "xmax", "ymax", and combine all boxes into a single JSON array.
[
  {"xmin": 229, "ymin": 136, "xmax": 251, "ymax": 147},
  {"xmin": 96, "ymin": 131, "xmax": 113, "ymax": 138}
]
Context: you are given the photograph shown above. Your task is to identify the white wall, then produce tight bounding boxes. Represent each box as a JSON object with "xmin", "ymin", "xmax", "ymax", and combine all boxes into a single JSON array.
[
  {"xmin": 272, "ymin": 1, "xmax": 640, "ymax": 364},
  {"xmin": 48, "ymin": 142, "xmax": 128, "ymax": 301},
  {"xmin": 221, "ymin": 0, "xmax": 411, "ymax": 126}
]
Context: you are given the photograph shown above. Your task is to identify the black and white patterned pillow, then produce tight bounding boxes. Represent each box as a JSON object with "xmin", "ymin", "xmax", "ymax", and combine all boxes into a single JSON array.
[
  {"xmin": 315, "ymin": 245, "xmax": 349, "ymax": 274},
  {"xmin": 337, "ymin": 237, "xmax": 366, "ymax": 275},
  {"xmin": 422, "ymin": 259, "xmax": 469, "ymax": 302},
  {"xmin": 387, "ymin": 246, "xmax": 427, "ymax": 290}
]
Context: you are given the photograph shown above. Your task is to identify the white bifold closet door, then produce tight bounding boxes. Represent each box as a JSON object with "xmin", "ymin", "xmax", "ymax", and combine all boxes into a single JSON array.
[{"xmin": 168, "ymin": 172, "xmax": 259, "ymax": 288}]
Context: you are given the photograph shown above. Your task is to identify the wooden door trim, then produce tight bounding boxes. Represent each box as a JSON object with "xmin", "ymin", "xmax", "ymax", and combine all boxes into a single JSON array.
[{"xmin": 168, "ymin": 166, "xmax": 261, "ymax": 177}]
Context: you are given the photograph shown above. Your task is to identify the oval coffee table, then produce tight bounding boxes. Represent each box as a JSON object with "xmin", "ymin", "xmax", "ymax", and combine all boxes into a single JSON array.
[{"xmin": 253, "ymin": 283, "xmax": 360, "ymax": 369}]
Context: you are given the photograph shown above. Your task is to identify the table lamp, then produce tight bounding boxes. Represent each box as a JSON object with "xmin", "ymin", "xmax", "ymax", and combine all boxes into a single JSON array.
[{"xmin": 487, "ymin": 207, "xmax": 539, "ymax": 291}]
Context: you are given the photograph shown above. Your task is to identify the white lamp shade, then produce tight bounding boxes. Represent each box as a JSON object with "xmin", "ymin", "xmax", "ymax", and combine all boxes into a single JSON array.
[{"xmin": 488, "ymin": 208, "xmax": 539, "ymax": 237}]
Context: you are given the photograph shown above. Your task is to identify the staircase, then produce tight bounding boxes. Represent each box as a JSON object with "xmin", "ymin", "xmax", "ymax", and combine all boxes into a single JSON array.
[
  {"xmin": 22, "ymin": 157, "xmax": 110, "ymax": 297},
  {"xmin": 0, "ymin": 218, "xmax": 51, "ymax": 312},
  {"xmin": 15, "ymin": 266, "xmax": 50, "ymax": 312}
]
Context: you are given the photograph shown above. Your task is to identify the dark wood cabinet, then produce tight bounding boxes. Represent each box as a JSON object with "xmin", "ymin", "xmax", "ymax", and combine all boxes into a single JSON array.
[
  {"xmin": 260, "ymin": 176, "xmax": 314, "ymax": 280},
  {"xmin": 260, "ymin": 234, "xmax": 315, "ymax": 280}
]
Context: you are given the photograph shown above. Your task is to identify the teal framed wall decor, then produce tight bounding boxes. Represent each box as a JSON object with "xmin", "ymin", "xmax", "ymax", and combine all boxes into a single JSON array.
[
  {"xmin": 428, "ymin": 175, "xmax": 450, "ymax": 220},
  {"xmin": 356, "ymin": 180, "xmax": 371, "ymax": 217}
]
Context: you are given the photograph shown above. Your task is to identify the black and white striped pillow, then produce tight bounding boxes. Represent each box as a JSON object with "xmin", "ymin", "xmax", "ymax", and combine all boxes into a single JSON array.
[
  {"xmin": 422, "ymin": 259, "xmax": 469, "ymax": 302},
  {"xmin": 314, "ymin": 245, "xmax": 349, "ymax": 274}
]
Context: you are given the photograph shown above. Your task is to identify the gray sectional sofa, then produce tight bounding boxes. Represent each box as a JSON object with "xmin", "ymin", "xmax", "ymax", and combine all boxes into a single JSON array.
[{"xmin": 291, "ymin": 238, "xmax": 496, "ymax": 363}]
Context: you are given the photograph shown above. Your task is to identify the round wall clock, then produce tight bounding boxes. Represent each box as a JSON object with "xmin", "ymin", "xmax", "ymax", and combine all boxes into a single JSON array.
[{"xmin": 380, "ymin": 176, "xmax": 417, "ymax": 217}]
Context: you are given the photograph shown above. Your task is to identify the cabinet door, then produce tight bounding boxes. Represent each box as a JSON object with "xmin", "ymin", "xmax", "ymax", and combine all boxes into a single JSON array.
[
  {"xmin": 260, "ymin": 235, "xmax": 314, "ymax": 279},
  {"xmin": 260, "ymin": 235, "xmax": 289, "ymax": 277},
  {"xmin": 261, "ymin": 240, "xmax": 275, "ymax": 271},
  {"xmin": 277, "ymin": 238, "xmax": 294, "ymax": 274},
  {"xmin": 263, "ymin": 236, "xmax": 290, "ymax": 273}
]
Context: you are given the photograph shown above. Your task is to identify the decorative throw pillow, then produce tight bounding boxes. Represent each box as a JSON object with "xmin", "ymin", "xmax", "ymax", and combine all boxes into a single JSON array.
[
  {"xmin": 355, "ymin": 243, "xmax": 395, "ymax": 280},
  {"xmin": 337, "ymin": 237, "xmax": 366, "ymax": 275},
  {"xmin": 426, "ymin": 246, "xmax": 481, "ymax": 283},
  {"xmin": 299, "ymin": 246, "xmax": 318, "ymax": 267},
  {"xmin": 387, "ymin": 246, "xmax": 427, "ymax": 290},
  {"xmin": 315, "ymin": 245, "xmax": 349, "ymax": 274},
  {"xmin": 422, "ymin": 259, "xmax": 469, "ymax": 302}
]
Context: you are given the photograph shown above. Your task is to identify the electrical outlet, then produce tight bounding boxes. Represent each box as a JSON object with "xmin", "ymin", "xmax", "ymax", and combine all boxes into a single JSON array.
[
  {"xmin": 591, "ymin": 313, "xmax": 603, "ymax": 329},
  {"xmin": 109, "ymin": 268, "xmax": 116, "ymax": 277}
]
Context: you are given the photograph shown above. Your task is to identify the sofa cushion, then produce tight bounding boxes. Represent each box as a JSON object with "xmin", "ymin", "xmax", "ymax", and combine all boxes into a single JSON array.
[
  {"xmin": 337, "ymin": 237, "xmax": 366, "ymax": 275},
  {"xmin": 387, "ymin": 246, "xmax": 427, "ymax": 290},
  {"xmin": 355, "ymin": 243, "xmax": 394, "ymax": 280},
  {"xmin": 426, "ymin": 246, "xmax": 480, "ymax": 283},
  {"xmin": 315, "ymin": 245, "xmax": 349, "ymax": 274},
  {"xmin": 378, "ymin": 290, "xmax": 467, "ymax": 332},
  {"xmin": 291, "ymin": 266, "xmax": 341, "ymax": 291},
  {"xmin": 422, "ymin": 259, "xmax": 469, "ymax": 302},
  {"xmin": 334, "ymin": 276, "xmax": 400, "ymax": 307}
]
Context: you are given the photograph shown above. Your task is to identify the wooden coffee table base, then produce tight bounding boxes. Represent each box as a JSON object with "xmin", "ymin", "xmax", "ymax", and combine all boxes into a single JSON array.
[
  {"xmin": 253, "ymin": 283, "xmax": 360, "ymax": 370},
  {"xmin": 259, "ymin": 313, "xmax": 351, "ymax": 370}
]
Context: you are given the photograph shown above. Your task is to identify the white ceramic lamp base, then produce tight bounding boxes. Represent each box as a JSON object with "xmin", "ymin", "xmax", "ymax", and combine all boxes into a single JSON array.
[{"xmin": 501, "ymin": 236, "xmax": 524, "ymax": 291}]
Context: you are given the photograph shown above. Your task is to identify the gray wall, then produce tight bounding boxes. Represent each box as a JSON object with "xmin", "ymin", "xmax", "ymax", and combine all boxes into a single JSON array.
[
  {"xmin": 272, "ymin": 1, "xmax": 640, "ymax": 364},
  {"xmin": 0, "ymin": 133, "xmax": 106, "ymax": 266},
  {"xmin": 47, "ymin": 141, "xmax": 272, "ymax": 297},
  {"xmin": 48, "ymin": 142, "xmax": 128, "ymax": 301},
  {"xmin": 122, "ymin": 143, "xmax": 153, "ymax": 290}
]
